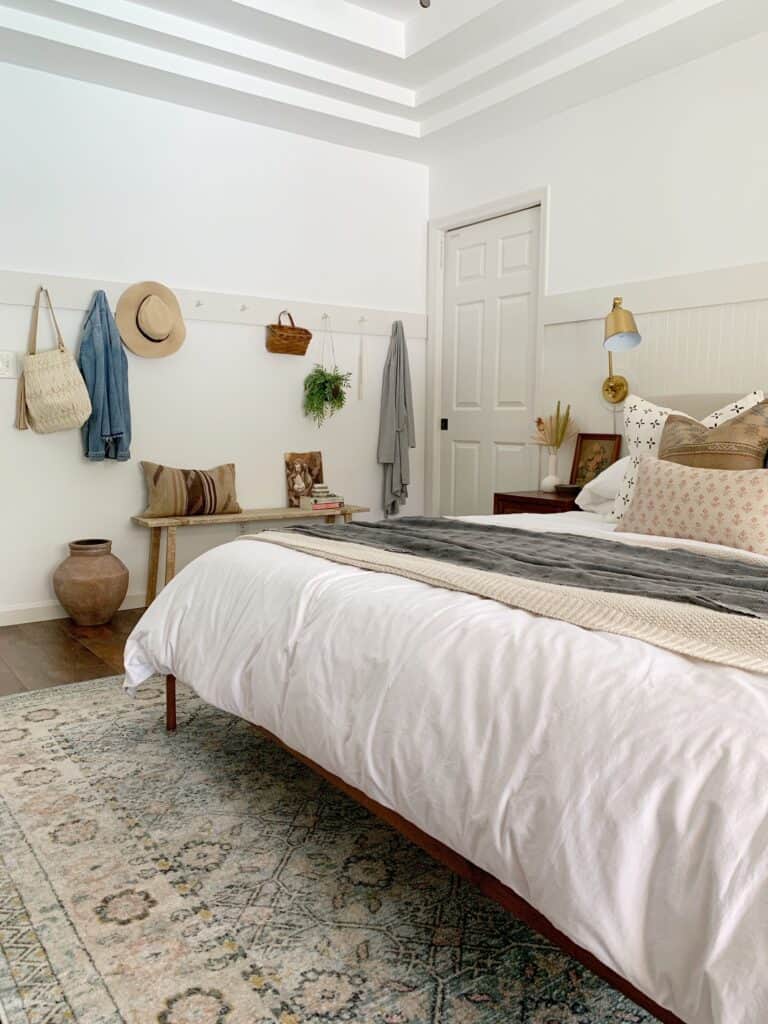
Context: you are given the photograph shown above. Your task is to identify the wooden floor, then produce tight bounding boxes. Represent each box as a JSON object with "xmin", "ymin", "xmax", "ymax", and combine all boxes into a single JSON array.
[{"xmin": 0, "ymin": 608, "xmax": 143, "ymax": 695}]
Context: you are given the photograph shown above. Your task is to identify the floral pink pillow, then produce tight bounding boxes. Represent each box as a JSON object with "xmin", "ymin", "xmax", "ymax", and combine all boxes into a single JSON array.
[{"xmin": 616, "ymin": 458, "xmax": 768, "ymax": 554}]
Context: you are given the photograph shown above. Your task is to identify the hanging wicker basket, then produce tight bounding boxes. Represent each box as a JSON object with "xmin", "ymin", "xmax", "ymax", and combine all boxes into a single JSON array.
[{"xmin": 266, "ymin": 311, "xmax": 312, "ymax": 356}]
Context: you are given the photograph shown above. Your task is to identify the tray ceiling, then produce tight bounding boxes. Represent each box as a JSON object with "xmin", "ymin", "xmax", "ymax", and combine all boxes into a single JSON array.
[
  {"xmin": 347, "ymin": 0, "xmax": 419, "ymax": 20},
  {"xmin": 1, "ymin": 0, "xmax": 766, "ymax": 160}
]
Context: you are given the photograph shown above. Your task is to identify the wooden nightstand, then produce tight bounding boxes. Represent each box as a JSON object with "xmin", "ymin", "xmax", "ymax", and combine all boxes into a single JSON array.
[{"xmin": 493, "ymin": 491, "xmax": 578, "ymax": 515}]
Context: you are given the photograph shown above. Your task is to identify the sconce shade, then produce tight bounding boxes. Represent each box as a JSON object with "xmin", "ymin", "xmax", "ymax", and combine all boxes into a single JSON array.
[{"xmin": 604, "ymin": 297, "xmax": 641, "ymax": 352}]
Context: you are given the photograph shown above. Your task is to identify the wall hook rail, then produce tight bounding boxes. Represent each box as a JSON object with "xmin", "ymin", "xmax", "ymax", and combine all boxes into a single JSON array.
[{"xmin": 0, "ymin": 268, "xmax": 427, "ymax": 340}]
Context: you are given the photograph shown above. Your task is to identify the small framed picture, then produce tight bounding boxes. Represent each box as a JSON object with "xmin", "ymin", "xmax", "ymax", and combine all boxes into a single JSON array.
[
  {"xmin": 570, "ymin": 433, "xmax": 622, "ymax": 487},
  {"xmin": 284, "ymin": 451, "xmax": 324, "ymax": 507}
]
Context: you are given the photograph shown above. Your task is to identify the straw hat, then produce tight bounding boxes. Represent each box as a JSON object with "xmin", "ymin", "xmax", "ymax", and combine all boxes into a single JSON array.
[{"xmin": 116, "ymin": 281, "xmax": 186, "ymax": 358}]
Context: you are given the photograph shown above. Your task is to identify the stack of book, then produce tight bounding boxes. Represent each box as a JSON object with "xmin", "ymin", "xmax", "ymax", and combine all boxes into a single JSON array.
[{"xmin": 300, "ymin": 483, "xmax": 345, "ymax": 511}]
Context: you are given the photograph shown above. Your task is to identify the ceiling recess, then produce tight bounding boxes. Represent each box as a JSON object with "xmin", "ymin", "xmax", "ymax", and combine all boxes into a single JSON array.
[{"xmin": 0, "ymin": 0, "xmax": 765, "ymax": 159}]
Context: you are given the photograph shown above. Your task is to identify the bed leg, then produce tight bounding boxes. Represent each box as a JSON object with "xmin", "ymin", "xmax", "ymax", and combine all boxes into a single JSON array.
[{"xmin": 166, "ymin": 674, "xmax": 177, "ymax": 732}]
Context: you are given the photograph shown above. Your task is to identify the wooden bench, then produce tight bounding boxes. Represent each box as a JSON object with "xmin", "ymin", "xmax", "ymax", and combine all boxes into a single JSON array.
[{"xmin": 132, "ymin": 505, "xmax": 370, "ymax": 605}]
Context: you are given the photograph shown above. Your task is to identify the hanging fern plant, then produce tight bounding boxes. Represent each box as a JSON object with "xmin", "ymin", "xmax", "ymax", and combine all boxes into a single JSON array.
[{"xmin": 303, "ymin": 364, "xmax": 352, "ymax": 426}]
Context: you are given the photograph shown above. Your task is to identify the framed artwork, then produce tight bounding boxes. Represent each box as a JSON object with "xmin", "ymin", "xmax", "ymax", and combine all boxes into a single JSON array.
[
  {"xmin": 284, "ymin": 451, "xmax": 324, "ymax": 507},
  {"xmin": 569, "ymin": 433, "xmax": 622, "ymax": 487}
]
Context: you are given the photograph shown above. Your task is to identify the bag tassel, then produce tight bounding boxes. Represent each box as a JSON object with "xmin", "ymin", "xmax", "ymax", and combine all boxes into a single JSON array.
[{"xmin": 15, "ymin": 371, "xmax": 29, "ymax": 431}]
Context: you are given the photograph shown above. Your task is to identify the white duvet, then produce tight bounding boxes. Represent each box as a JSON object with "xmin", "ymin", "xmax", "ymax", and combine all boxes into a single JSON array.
[{"xmin": 124, "ymin": 511, "xmax": 768, "ymax": 1024}]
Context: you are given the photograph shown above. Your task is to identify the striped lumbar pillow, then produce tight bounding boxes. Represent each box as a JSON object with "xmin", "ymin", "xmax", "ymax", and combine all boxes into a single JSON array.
[
  {"xmin": 140, "ymin": 461, "xmax": 242, "ymax": 517},
  {"xmin": 659, "ymin": 401, "xmax": 768, "ymax": 470}
]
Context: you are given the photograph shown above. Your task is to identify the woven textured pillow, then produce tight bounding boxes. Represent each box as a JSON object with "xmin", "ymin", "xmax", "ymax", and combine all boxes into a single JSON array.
[
  {"xmin": 141, "ymin": 462, "xmax": 242, "ymax": 517},
  {"xmin": 659, "ymin": 401, "xmax": 768, "ymax": 470},
  {"xmin": 612, "ymin": 390, "xmax": 764, "ymax": 520},
  {"xmin": 616, "ymin": 458, "xmax": 768, "ymax": 555}
]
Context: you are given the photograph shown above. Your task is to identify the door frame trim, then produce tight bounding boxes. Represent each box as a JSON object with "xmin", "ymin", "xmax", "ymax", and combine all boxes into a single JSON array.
[{"xmin": 425, "ymin": 188, "xmax": 550, "ymax": 515}]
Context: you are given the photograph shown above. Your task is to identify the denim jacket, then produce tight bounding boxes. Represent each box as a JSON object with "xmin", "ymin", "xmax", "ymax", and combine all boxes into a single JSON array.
[{"xmin": 78, "ymin": 291, "xmax": 131, "ymax": 461}]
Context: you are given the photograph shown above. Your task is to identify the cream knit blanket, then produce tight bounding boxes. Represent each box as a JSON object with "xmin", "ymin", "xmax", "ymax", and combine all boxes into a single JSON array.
[{"xmin": 245, "ymin": 530, "xmax": 768, "ymax": 675}]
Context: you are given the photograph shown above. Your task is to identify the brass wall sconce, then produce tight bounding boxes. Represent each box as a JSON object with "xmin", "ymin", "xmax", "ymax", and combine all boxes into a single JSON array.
[{"xmin": 602, "ymin": 297, "xmax": 642, "ymax": 404}]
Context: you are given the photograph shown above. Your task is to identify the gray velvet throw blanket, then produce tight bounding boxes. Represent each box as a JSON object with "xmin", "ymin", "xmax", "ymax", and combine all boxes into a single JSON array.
[
  {"xmin": 245, "ymin": 518, "xmax": 768, "ymax": 674},
  {"xmin": 282, "ymin": 517, "xmax": 768, "ymax": 619}
]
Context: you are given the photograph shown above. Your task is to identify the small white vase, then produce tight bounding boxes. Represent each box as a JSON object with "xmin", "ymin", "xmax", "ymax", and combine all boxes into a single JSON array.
[{"xmin": 541, "ymin": 452, "xmax": 560, "ymax": 492}]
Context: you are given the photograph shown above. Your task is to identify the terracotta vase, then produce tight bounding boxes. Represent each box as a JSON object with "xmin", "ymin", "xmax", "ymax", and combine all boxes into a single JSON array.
[{"xmin": 53, "ymin": 539, "xmax": 129, "ymax": 626}]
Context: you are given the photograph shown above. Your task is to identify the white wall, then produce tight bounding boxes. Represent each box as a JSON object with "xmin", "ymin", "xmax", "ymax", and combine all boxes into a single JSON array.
[
  {"xmin": 430, "ymin": 31, "xmax": 768, "ymax": 485},
  {"xmin": 430, "ymin": 32, "xmax": 768, "ymax": 297},
  {"xmin": 0, "ymin": 64, "xmax": 428, "ymax": 623}
]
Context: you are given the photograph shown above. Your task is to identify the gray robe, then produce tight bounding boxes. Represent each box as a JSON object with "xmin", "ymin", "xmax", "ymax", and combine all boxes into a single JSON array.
[{"xmin": 377, "ymin": 321, "xmax": 415, "ymax": 517}]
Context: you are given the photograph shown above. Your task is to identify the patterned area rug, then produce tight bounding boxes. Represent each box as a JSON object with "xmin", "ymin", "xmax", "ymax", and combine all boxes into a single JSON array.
[{"xmin": 0, "ymin": 678, "xmax": 653, "ymax": 1024}]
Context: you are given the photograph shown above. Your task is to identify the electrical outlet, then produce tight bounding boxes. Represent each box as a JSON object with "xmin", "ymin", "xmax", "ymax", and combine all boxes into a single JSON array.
[{"xmin": 0, "ymin": 351, "xmax": 18, "ymax": 379}]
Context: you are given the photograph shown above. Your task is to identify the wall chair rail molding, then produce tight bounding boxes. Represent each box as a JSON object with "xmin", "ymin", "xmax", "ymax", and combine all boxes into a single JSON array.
[
  {"xmin": 543, "ymin": 260, "xmax": 768, "ymax": 326},
  {"xmin": 0, "ymin": 269, "xmax": 427, "ymax": 341}
]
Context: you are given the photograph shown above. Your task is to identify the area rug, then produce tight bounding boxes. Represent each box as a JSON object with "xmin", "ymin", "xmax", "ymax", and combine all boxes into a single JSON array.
[{"xmin": 0, "ymin": 678, "xmax": 653, "ymax": 1024}]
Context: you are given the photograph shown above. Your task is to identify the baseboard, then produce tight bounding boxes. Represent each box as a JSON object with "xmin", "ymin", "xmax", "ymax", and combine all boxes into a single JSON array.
[{"xmin": 0, "ymin": 591, "xmax": 146, "ymax": 627}]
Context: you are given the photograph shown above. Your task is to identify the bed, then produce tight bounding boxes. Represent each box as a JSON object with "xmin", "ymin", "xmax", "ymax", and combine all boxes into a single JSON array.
[{"xmin": 123, "ymin": 398, "xmax": 768, "ymax": 1024}]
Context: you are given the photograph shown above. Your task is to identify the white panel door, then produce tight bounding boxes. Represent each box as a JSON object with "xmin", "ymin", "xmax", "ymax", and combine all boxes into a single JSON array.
[{"xmin": 440, "ymin": 206, "xmax": 540, "ymax": 515}]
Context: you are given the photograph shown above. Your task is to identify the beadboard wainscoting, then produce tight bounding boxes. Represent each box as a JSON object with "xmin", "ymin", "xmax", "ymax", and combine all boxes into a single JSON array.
[
  {"xmin": 538, "ymin": 261, "xmax": 768, "ymax": 481},
  {"xmin": 0, "ymin": 65, "xmax": 428, "ymax": 626},
  {"xmin": 0, "ymin": 278, "xmax": 426, "ymax": 626}
]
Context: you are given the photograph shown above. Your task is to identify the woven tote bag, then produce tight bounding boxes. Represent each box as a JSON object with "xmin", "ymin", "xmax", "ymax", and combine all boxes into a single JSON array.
[{"xmin": 15, "ymin": 287, "xmax": 92, "ymax": 433}]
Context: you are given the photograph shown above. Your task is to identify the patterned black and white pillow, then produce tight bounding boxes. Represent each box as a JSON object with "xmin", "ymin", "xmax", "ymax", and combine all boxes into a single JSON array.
[
  {"xmin": 702, "ymin": 395, "xmax": 761, "ymax": 427},
  {"xmin": 612, "ymin": 390, "xmax": 765, "ymax": 520}
]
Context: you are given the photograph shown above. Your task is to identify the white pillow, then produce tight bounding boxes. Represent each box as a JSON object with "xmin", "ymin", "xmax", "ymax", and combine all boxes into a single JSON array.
[
  {"xmin": 576, "ymin": 456, "xmax": 630, "ymax": 516},
  {"xmin": 612, "ymin": 390, "xmax": 765, "ymax": 520}
]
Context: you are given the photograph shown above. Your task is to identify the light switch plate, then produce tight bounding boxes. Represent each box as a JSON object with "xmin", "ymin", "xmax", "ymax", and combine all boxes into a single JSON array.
[{"xmin": 0, "ymin": 351, "xmax": 18, "ymax": 379}]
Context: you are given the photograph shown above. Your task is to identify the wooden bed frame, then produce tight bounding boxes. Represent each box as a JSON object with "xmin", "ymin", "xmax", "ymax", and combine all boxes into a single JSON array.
[{"xmin": 164, "ymin": 674, "xmax": 684, "ymax": 1024}]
